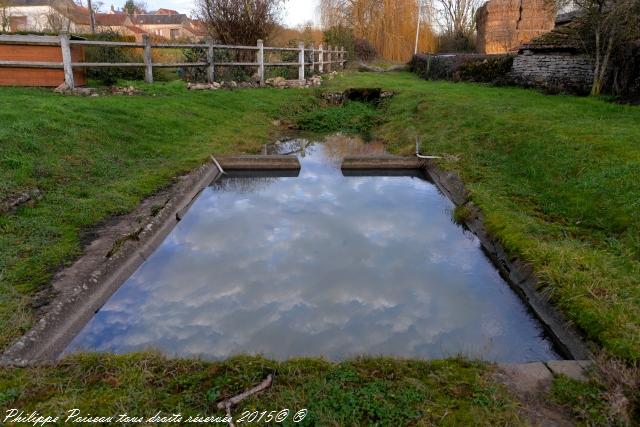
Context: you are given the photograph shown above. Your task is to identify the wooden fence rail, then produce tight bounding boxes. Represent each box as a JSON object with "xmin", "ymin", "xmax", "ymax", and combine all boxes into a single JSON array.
[{"xmin": 0, "ymin": 32, "xmax": 346, "ymax": 89}]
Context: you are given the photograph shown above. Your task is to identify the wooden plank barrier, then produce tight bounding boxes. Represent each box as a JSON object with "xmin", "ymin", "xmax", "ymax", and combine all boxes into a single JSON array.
[{"xmin": 0, "ymin": 33, "xmax": 346, "ymax": 88}]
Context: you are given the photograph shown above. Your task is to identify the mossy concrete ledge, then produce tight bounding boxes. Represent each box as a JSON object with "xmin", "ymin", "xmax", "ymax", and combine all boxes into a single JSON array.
[
  {"xmin": 0, "ymin": 159, "xmax": 224, "ymax": 366},
  {"xmin": 217, "ymin": 155, "xmax": 301, "ymax": 170},
  {"xmin": 341, "ymin": 156, "xmax": 423, "ymax": 170},
  {"xmin": 422, "ymin": 159, "xmax": 593, "ymax": 361}
]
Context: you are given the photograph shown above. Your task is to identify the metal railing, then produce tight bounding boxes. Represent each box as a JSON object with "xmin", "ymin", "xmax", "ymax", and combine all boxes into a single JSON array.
[{"xmin": 0, "ymin": 32, "xmax": 347, "ymax": 89}]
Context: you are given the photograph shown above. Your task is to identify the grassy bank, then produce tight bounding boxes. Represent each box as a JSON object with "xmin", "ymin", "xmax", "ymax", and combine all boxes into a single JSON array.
[
  {"xmin": 0, "ymin": 82, "xmax": 318, "ymax": 351},
  {"xmin": 1, "ymin": 72, "xmax": 639, "ymax": 424},
  {"xmin": 323, "ymin": 72, "xmax": 640, "ymax": 363},
  {"xmin": 0, "ymin": 353, "xmax": 523, "ymax": 425}
]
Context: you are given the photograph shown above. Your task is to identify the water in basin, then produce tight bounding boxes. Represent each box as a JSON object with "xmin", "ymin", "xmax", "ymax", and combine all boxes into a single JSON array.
[{"xmin": 66, "ymin": 135, "xmax": 560, "ymax": 362}]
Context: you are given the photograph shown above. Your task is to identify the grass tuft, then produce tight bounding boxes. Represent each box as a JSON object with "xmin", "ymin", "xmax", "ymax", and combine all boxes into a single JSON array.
[{"xmin": 0, "ymin": 353, "xmax": 525, "ymax": 425}]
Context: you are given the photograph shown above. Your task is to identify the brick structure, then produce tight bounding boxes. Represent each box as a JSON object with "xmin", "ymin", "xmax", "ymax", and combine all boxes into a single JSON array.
[{"xmin": 476, "ymin": 0, "xmax": 556, "ymax": 54}]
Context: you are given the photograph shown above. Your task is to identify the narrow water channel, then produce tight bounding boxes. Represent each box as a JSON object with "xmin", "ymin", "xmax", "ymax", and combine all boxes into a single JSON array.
[{"xmin": 66, "ymin": 135, "xmax": 560, "ymax": 362}]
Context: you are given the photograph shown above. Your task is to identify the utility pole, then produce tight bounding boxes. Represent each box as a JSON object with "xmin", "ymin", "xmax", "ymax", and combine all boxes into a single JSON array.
[
  {"xmin": 87, "ymin": 0, "xmax": 96, "ymax": 34},
  {"xmin": 414, "ymin": 0, "xmax": 422, "ymax": 55}
]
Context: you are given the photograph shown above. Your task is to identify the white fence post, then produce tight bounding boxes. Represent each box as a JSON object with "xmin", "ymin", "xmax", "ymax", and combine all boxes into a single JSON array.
[
  {"xmin": 207, "ymin": 39, "xmax": 214, "ymax": 83},
  {"xmin": 59, "ymin": 32, "xmax": 74, "ymax": 89},
  {"xmin": 340, "ymin": 46, "xmax": 344, "ymax": 69},
  {"xmin": 327, "ymin": 45, "xmax": 332, "ymax": 73},
  {"xmin": 142, "ymin": 34, "xmax": 153, "ymax": 84},
  {"xmin": 318, "ymin": 43, "xmax": 324, "ymax": 74},
  {"xmin": 257, "ymin": 39, "xmax": 264, "ymax": 85},
  {"xmin": 298, "ymin": 41, "xmax": 305, "ymax": 81}
]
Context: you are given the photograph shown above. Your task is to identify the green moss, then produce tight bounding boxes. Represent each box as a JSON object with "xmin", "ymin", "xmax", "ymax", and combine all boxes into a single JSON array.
[{"xmin": 453, "ymin": 204, "xmax": 473, "ymax": 225}]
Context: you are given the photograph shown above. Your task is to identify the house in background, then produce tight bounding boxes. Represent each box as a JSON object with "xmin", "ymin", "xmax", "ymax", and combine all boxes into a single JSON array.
[
  {"xmin": 133, "ymin": 13, "xmax": 190, "ymax": 40},
  {"xmin": 1, "ymin": 0, "xmax": 88, "ymax": 33},
  {"xmin": 153, "ymin": 8, "xmax": 179, "ymax": 15},
  {"xmin": 1, "ymin": 0, "xmax": 206, "ymax": 41},
  {"xmin": 82, "ymin": 12, "xmax": 148, "ymax": 41},
  {"xmin": 130, "ymin": 9, "xmax": 207, "ymax": 41}
]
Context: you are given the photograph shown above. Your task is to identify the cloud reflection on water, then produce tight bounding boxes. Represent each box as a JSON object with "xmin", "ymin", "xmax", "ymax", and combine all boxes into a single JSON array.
[{"xmin": 66, "ymin": 138, "xmax": 559, "ymax": 362}]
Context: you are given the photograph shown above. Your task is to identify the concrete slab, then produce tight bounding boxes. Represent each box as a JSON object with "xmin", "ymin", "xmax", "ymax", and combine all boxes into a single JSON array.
[
  {"xmin": 341, "ymin": 156, "xmax": 423, "ymax": 170},
  {"xmin": 497, "ymin": 362, "xmax": 554, "ymax": 394},
  {"xmin": 546, "ymin": 360, "xmax": 593, "ymax": 381},
  {"xmin": 217, "ymin": 155, "xmax": 300, "ymax": 170}
]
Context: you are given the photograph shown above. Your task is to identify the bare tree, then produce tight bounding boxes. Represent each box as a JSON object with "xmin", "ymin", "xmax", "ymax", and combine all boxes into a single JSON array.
[
  {"xmin": 572, "ymin": 0, "xmax": 640, "ymax": 95},
  {"xmin": 87, "ymin": 0, "xmax": 95, "ymax": 33},
  {"xmin": 46, "ymin": 0, "xmax": 73, "ymax": 32},
  {"xmin": 317, "ymin": 0, "xmax": 352, "ymax": 28},
  {"xmin": 0, "ymin": 0, "xmax": 11, "ymax": 32},
  {"xmin": 196, "ymin": 0, "xmax": 286, "ymax": 45},
  {"xmin": 433, "ymin": 0, "xmax": 480, "ymax": 38}
]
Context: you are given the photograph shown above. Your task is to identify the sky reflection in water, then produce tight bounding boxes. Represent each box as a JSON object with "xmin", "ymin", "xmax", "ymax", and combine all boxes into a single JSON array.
[{"xmin": 67, "ymin": 137, "xmax": 559, "ymax": 362}]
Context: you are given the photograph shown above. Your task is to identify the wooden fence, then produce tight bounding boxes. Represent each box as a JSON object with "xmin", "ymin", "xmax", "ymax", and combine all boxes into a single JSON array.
[{"xmin": 0, "ymin": 32, "xmax": 346, "ymax": 89}]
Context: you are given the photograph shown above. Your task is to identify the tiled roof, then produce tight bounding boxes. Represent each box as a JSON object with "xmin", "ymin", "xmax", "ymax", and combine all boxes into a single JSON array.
[
  {"xmin": 94, "ymin": 13, "xmax": 129, "ymax": 26},
  {"xmin": 134, "ymin": 14, "xmax": 187, "ymax": 25},
  {"xmin": 155, "ymin": 8, "xmax": 179, "ymax": 15},
  {"xmin": 555, "ymin": 10, "xmax": 582, "ymax": 26}
]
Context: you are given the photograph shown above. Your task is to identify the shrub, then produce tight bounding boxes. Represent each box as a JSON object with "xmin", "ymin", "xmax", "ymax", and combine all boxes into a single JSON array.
[
  {"xmin": 610, "ymin": 42, "xmax": 640, "ymax": 100},
  {"xmin": 81, "ymin": 31, "xmax": 144, "ymax": 86},
  {"xmin": 354, "ymin": 37, "xmax": 377, "ymax": 61},
  {"xmin": 456, "ymin": 55, "xmax": 514, "ymax": 83},
  {"xmin": 324, "ymin": 25, "xmax": 355, "ymax": 61},
  {"xmin": 437, "ymin": 33, "xmax": 476, "ymax": 53},
  {"xmin": 183, "ymin": 46, "xmax": 208, "ymax": 82},
  {"xmin": 183, "ymin": 46, "xmax": 260, "ymax": 83},
  {"xmin": 411, "ymin": 53, "xmax": 513, "ymax": 84}
]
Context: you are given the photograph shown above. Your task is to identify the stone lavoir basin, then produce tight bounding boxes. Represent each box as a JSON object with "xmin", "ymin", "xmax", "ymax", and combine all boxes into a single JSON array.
[{"xmin": 65, "ymin": 136, "xmax": 560, "ymax": 362}]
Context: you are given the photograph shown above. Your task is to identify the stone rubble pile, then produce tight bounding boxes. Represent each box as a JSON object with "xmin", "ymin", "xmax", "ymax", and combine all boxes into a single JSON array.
[
  {"xmin": 53, "ymin": 83, "xmax": 142, "ymax": 96},
  {"xmin": 1, "ymin": 188, "xmax": 43, "ymax": 214},
  {"xmin": 53, "ymin": 71, "xmax": 341, "ymax": 94},
  {"xmin": 188, "ymin": 72, "xmax": 338, "ymax": 91}
]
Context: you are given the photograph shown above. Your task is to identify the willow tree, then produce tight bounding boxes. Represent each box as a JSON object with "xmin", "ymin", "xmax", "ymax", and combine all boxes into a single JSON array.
[{"xmin": 319, "ymin": 0, "xmax": 436, "ymax": 61}]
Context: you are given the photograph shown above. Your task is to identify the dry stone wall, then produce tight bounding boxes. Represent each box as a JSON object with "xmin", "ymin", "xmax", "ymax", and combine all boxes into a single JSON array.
[{"xmin": 511, "ymin": 51, "xmax": 594, "ymax": 94}]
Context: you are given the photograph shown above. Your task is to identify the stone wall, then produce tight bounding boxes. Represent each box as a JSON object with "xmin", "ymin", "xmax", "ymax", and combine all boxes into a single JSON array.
[
  {"xmin": 510, "ymin": 52, "xmax": 594, "ymax": 94},
  {"xmin": 476, "ymin": 0, "xmax": 556, "ymax": 54}
]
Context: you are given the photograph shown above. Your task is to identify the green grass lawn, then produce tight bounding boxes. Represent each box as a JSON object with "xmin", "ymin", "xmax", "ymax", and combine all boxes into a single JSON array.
[
  {"xmin": 0, "ymin": 353, "xmax": 524, "ymax": 426},
  {"xmin": 1, "ymin": 72, "xmax": 640, "ymax": 424},
  {"xmin": 0, "ymin": 82, "xmax": 315, "ymax": 351},
  {"xmin": 323, "ymin": 72, "xmax": 640, "ymax": 363}
]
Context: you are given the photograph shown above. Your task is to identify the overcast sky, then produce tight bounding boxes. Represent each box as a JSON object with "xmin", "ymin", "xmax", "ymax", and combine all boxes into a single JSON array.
[{"xmin": 132, "ymin": 0, "xmax": 320, "ymax": 26}]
